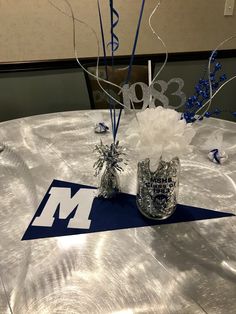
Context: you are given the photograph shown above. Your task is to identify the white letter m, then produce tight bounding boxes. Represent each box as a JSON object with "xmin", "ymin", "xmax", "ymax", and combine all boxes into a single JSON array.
[{"xmin": 32, "ymin": 187, "xmax": 97, "ymax": 229}]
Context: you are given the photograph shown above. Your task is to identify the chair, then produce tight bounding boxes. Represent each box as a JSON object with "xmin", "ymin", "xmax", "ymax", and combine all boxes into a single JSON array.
[{"xmin": 84, "ymin": 62, "xmax": 152, "ymax": 110}]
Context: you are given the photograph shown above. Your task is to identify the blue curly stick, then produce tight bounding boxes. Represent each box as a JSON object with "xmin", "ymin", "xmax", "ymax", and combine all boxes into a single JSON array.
[{"xmin": 108, "ymin": 0, "xmax": 119, "ymax": 62}]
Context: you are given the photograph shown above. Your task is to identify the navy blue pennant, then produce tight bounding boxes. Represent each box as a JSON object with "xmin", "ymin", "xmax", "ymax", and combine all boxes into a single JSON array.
[{"xmin": 22, "ymin": 179, "xmax": 235, "ymax": 241}]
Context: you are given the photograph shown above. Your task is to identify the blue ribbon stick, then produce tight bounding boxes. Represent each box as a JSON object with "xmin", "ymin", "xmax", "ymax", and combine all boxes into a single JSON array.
[
  {"xmin": 108, "ymin": 0, "xmax": 120, "ymax": 138},
  {"xmin": 108, "ymin": 0, "xmax": 120, "ymax": 63},
  {"xmin": 97, "ymin": 0, "xmax": 115, "ymax": 140},
  {"xmin": 114, "ymin": 0, "xmax": 146, "ymax": 140}
]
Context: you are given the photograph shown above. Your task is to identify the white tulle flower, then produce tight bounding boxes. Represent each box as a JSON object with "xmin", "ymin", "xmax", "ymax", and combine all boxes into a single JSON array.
[{"xmin": 125, "ymin": 107, "xmax": 196, "ymax": 162}]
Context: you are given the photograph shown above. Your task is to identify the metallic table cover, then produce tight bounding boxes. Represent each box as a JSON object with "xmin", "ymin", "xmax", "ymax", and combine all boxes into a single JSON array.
[{"xmin": 0, "ymin": 110, "xmax": 235, "ymax": 314}]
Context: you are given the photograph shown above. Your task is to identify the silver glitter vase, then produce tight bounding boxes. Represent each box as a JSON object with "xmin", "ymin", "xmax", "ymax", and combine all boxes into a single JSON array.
[
  {"xmin": 98, "ymin": 166, "xmax": 121, "ymax": 198},
  {"xmin": 137, "ymin": 157, "xmax": 180, "ymax": 220}
]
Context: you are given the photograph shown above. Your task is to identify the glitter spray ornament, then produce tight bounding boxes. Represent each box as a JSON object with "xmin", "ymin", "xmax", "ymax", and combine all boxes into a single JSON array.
[
  {"xmin": 94, "ymin": 141, "xmax": 125, "ymax": 198},
  {"xmin": 137, "ymin": 157, "xmax": 180, "ymax": 220}
]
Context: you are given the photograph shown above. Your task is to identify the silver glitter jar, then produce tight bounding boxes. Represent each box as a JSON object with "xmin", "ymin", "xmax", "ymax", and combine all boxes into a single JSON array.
[{"xmin": 137, "ymin": 157, "xmax": 180, "ymax": 220}]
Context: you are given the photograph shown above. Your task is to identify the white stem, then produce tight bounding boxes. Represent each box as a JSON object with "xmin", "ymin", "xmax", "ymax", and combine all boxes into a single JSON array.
[
  {"xmin": 148, "ymin": 60, "xmax": 152, "ymax": 86},
  {"xmin": 148, "ymin": 1, "xmax": 168, "ymax": 86}
]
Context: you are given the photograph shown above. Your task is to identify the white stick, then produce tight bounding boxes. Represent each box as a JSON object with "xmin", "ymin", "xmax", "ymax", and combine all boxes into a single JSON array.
[
  {"xmin": 148, "ymin": 59, "xmax": 154, "ymax": 107},
  {"xmin": 148, "ymin": 59, "xmax": 152, "ymax": 86}
]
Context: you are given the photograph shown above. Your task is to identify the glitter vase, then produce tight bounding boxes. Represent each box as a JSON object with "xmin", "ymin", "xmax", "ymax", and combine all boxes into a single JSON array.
[{"xmin": 137, "ymin": 157, "xmax": 180, "ymax": 220}]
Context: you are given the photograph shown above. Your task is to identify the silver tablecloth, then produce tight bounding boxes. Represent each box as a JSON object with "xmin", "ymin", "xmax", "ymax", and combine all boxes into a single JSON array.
[{"xmin": 0, "ymin": 110, "xmax": 235, "ymax": 314}]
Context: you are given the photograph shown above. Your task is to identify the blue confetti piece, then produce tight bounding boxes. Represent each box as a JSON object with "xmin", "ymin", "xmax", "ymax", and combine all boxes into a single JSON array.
[{"xmin": 204, "ymin": 112, "xmax": 211, "ymax": 118}]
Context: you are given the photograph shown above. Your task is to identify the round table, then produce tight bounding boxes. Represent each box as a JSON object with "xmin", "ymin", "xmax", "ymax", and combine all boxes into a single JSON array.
[{"xmin": 0, "ymin": 110, "xmax": 236, "ymax": 314}]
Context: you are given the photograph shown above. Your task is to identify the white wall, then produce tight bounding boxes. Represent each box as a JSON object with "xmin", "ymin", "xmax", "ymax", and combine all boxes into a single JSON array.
[{"xmin": 0, "ymin": 0, "xmax": 235, "ymax": 62}]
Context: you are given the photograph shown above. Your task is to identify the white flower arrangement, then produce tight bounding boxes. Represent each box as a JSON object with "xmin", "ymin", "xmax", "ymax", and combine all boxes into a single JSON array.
[{"xmin": 125, "ymin": 106, "xmax": 196, "ymax": 165}]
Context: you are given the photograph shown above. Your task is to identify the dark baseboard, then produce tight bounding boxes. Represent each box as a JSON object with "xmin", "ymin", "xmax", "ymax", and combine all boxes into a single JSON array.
[{"xmin": 0, "ymin": 49, "xmax": 235, "ymax": 73}]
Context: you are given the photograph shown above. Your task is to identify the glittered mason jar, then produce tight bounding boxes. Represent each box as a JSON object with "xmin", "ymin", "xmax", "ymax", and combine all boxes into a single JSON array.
[{"xmin": 137, "ymin": 157, "xmax": 180, "ymax": 220}]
